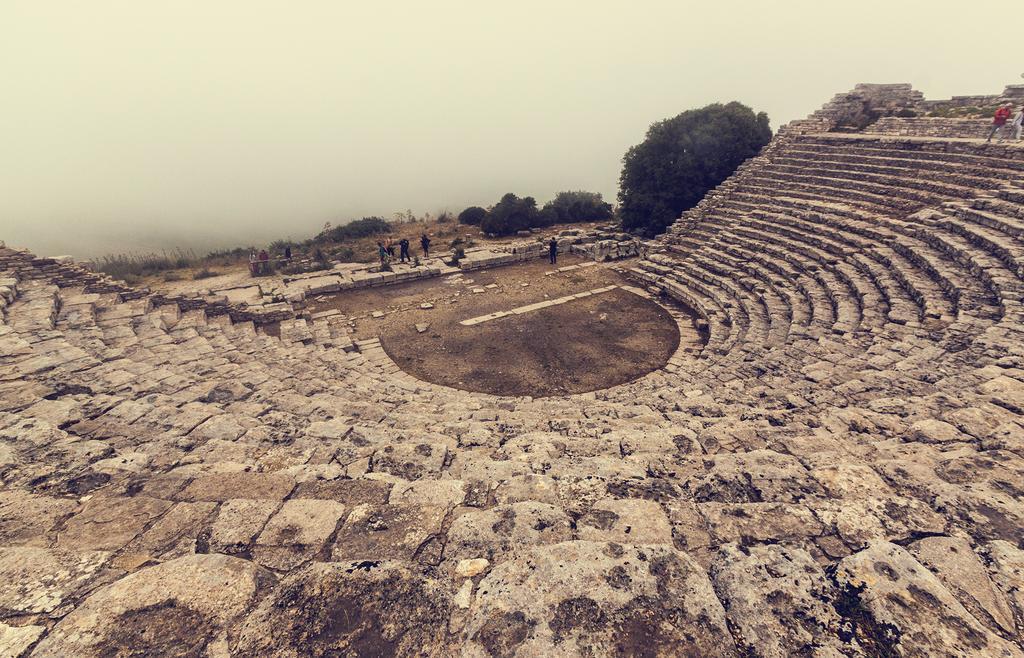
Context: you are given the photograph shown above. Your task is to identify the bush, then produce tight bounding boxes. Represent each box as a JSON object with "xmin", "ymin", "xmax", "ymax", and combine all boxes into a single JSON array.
[
  {"xmin": 333, "ymin": 246, "xmax": 356, "ymax": 262},
  {"xmin": 207, "ymin": 246, "xmax": 250, "ymax": 260},
  {"xmin": 618, "ymin": 101, "xmax": 772, "ymax": 235},
  {"xmin": 458, "ymin": 206, "xmax": 488, "ymax": 226},
  {"xmin": 319, "ymin": 217, "xmax": 391, "ymax": 243},
  {"xmin": 542, "ymin": 191, "xmax": 613, "ymax": 225},
  {"xmin": 436, "ymin": 210, "xmax": 454, "ymax": 223},
  {"xmin": 193, "ymin": 268, "xmax": 219, "ymax": 280},
  {"xmin": 95, "ymin": 250, "xmax": 198, "ymax": 281},
  {"xmin": 268, "ymin": 239, "xmax": 296, "ymax": 254},
  {"xmin": 480, "ymin": 193, "xmax": 540, "ymax": 236}
]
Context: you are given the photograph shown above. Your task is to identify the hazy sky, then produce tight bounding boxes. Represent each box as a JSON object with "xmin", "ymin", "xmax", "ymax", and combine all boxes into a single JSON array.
[{"xmin": 1, "ymin": 1, "xmax": 1016, "ymax": 258}]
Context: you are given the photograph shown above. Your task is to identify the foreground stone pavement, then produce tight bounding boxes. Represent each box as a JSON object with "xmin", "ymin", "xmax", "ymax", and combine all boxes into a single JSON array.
[{"xmin": 2, "ymin": 83, "xmax": 1024, "ymax": 656}]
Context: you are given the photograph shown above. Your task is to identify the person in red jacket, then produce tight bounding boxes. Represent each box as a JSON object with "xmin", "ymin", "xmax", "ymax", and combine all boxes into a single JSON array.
[{"xmin": 987, "ymin": 104, "xmax": 1013, "ymax": 142}]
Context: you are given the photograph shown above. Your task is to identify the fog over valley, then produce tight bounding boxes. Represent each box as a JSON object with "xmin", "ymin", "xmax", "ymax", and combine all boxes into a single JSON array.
[{"xmin": 1, "ymin": 0, "xmax": 1012, "ymax": 258}]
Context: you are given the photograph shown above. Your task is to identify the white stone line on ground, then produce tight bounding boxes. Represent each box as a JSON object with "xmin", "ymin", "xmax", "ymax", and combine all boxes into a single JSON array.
[
  {"xmin": 543, "ymin": 261, "xmax": 599, "ymax": 276},
  {"xmin": 459, "ymin": 285, "xmax": 619, "ymax": 326}
]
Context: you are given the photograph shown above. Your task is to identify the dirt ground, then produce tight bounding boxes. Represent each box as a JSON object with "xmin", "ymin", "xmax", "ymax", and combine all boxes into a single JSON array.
[{"xmin": 304, "ymin": 256, "xmax": 701, "ymax": 397}]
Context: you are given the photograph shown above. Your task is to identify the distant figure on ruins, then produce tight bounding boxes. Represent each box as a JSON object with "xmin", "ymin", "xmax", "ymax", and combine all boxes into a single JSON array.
[
  {"xmin": 549, "ymin": 237, "xmax": 558, "ymax": 265},
  {"xmin": 1005, "ymin": 106, "xmax": 1024, "ymax": 143},
  {"xmin": 399, "ymin": 238, "xmax": 410, "ymax": 263},
  {"xmin": 987, "ymin": 104, "xmax": 1013, "ymax": 142},
  {"xmin": 421, "ymin": 234, "xmax": 431, "ymax": 258},
  {"xmin": 284, "ymin": 245, "xmax": 292, "ymax": 260},
  {"xmin": 377, "ymin": 241, "xmax": 388, "ymax": 266}
]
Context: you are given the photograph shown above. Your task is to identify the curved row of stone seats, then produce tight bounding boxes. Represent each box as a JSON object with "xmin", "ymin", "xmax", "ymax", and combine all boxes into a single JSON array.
[
  {"xmin": 676, "ymin": 216, "xmax": 864, "ymax": 338},
  {"xmin": 775, "ymin": 140, "xmax": 1024, "ymax": 194},
  {"xmin": 691, "ymin": 245, "xmax": 795, "ymax": 347},
  {"xmin": 658, "ymin": 230, "xmax": 836, "ymax": 345},
  {"xmin": 710, "ymin": 238, "xmax": 816, "ymax": 333},
  {"xmin": 679, "ymin": 234, "xmax": 823, "ymax": 341},
  {"xmin": 725, "ymin": 202, "xmax": 943, "ymax": 328},
  {"xmin": 659, "ymin": 220, "xmax": 838, "ymax": 345},
  {"xmin": 725, "ymin": 191, "xmax": 1005, "ymax": 330},
  {"xmin": 789, "ymin": 135, "xmax": 1024, "ymax": 174},
  {"xmin": 630, "ymin": 258, "xmax": 737, "ymax": 358},
  {"xmin": 659, "ymin": 138, "xmax": 1019, "ymax": 345}
]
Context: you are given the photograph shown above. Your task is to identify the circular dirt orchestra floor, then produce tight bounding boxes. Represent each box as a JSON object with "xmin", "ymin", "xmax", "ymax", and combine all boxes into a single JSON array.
[{"xmin": 381, "ymin": 287, "xmax": 685, "ymax": 397}]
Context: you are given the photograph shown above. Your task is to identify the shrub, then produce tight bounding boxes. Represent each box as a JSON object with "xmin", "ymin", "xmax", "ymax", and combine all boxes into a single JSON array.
[
  {"xmin": 207, "ymin": 246, "xmax": 250, "ymax": 260},
  {"xmin": 458, "ymin": 206, "xmax": 488, "ymax": 226},
  {"xmin": 542, "ymin": 191, "xmax": 613, "ymax": 224},
  {"xmin": 95, "ymin": 250, "xmax": 198, "ymax": 281},
  {"xmin": 333, "ymin": 246, "xmax": 356, "ymax": 262},
  {"xmin": 479, "ymin": 193, "xmax": 540, "ymax": 236},
  {"xmin": 618, "ymin": 101, "xmax": 772, "ymax": 236},
  {"xmin": 436, "ymin": 210, "xmax": 454, "ymax": 223},
  {"xmin": 319, "ymin": 217, "xmax": 392, "ymax": 243},
  {"xmin": 268, "ymin": 239, "xmax": 296, "ymax": 256},
  {"xmin": 193, "ymin": 268, "xmax": 218, "ymax": 280}
]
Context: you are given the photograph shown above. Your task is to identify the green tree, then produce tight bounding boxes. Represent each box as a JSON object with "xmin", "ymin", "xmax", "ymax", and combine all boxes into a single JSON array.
[
  {"xmin": 458, "ymin": 206, "xmax": 488, "ymax": 226},
  {"xmin": 542, "ymin": 191, "xmax": 613, "ymax": 224},
  {"xmin": 618, "ymin": 102, "xmax": 772, "ymax": 235},
  {"xmin": 480, "ymin": 193, "xmax": 540, "ymax": 236}
]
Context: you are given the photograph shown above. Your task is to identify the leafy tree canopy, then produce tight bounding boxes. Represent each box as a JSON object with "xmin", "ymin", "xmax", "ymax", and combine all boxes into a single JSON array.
[
  {"xmin": 618, "ymin": 102, "xmax": 772, "ymax": 236},
  {"xmin": 480, "ymin": 193, "xmax": 540, "ymax": 236},
  {"xmin": 458, "ymin": 206, "xmax": 488, "ymax": 226},
  {"xmin": 542, "ymin": 191, "xmax": 613, "ymax": 224}
]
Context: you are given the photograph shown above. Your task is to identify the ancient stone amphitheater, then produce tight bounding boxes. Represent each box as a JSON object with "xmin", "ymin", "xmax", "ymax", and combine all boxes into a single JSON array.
[{"xmin": 2, "ymin": 84, "xmax": 1024, "ymax": 657}]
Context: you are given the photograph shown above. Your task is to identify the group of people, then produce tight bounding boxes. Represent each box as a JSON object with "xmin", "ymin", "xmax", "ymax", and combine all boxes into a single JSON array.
[
  {"xmin": 248, "ymin": 248, "xmax": 271, "ymax": 276},
  {"xmin": 248, "ymin": 245, "xmax": 293, "ymax": 276},
  {"xmin": 987, "ymin": 103, "xmax": 1024, "ymax": 143},
  {"xmin": 378, "ymin": 234, "xmax": 431, "ymax": 265}
]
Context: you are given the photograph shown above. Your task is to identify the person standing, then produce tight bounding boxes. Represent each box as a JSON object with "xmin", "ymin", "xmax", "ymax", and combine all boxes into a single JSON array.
[
  {"xmin": 549, "ymin": 237, "xmax": 558, "ymax": 265},
  {"xmin": 987, "ymin": 104, "xmax": 1012, "ymax": 142},
  {"xmin": 421, "ymin": 234, "xmax": 431, "ymax": 258},
  {"xmin": 377, "ymin": 241, "xmax": 388, "ymax": 266},
  {"xmin": 399, "ymin": 238, "xmax": 410, "ymax": 262},
  {"xmin": 1006, "ymin": 106, "xmax": 1024, "ymax": 142}
]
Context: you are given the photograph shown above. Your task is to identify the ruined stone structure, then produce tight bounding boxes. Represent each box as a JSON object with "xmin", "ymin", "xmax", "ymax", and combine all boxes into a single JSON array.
[{"xmin": 1, "ymin": 84, "xmax": 1024, "ymax": 656}]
